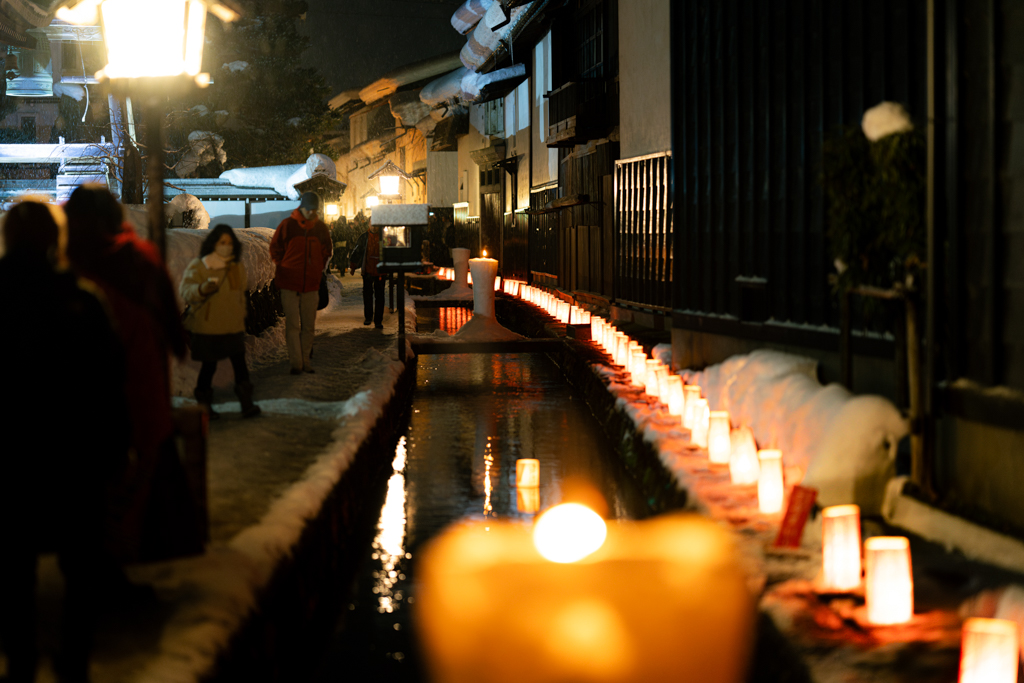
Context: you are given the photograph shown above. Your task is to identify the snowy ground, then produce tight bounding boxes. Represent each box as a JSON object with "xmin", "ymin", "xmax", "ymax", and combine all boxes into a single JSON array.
[{"xmin": 7, "ymin": 273, "xmax": 410, "ymax": 683}]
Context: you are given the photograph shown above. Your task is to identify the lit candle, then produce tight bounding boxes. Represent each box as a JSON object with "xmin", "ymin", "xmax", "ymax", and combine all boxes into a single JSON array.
[
  {"xmin": 864, "ymin": 536, "xmax": 913, "ymax": 625},
  {"xmin": 416, "ymin": 509, "xmax": 756, "ymax": 683},
  {"xmin": 959, "ymin": 617, "xmax": 1020, "ymax": 683},
  {"xmin": 665, "ymin": 375, "xmax": 684, "ymax": 417},
  {"xmin": 557, "ymin": 301, "xmax": 570, "ymax": 324},
  {"xmin": 655, "ymin": 364, "xmax": 670, "ymax": 400},
  {"xmin": 707, "ymin": 411, "xmax": 732, "ymax": 465},
  {"xmin": 468, "ymin": 257, "xmax": 499, "ymax": 318},
  {"xmin": 728, "ymin": 427, "xmax": 760, "ymax": 485},
  {"xmin": 821, "ymin": 505, "xmax": 861, "ymax": 592},
  {"xmin": 517, "ymin": 487, "xmax": 540, "ymax": 514},
  {"xmin": 630, "ymin": 349, "xmax": 647, "ymax": 389},
  {"xmin": 682, "ymin": 385, "xmax": 702, "ymax": 429},
  {"xmin": 645, "ymin": 360, "xmax": 662, "ymax": 398},
  {"xmin": 757, "ymin": 449, "xmax": 784, "ymax": 514},
  {"xmin": 690, "ymin": 398, "xmax": 710, "ymax": 449},
  {"xmin": 516, "ymin": 459, "xmax": 540, "ymax": 488}
]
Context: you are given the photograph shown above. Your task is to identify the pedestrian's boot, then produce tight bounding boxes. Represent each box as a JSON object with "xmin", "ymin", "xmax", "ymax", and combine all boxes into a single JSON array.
[
  {"xmin": 235, "ymin": 381, "xmax": 262, "ymax": 418},
  {"xmin": 193, "ymin": 387, "xmax": 219, "ymax": 419}
]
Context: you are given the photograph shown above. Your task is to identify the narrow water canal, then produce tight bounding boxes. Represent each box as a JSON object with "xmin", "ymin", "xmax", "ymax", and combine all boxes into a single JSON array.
[{"xmin": 310, "ymin": 318, "xmax": 651, "ymax": 681}]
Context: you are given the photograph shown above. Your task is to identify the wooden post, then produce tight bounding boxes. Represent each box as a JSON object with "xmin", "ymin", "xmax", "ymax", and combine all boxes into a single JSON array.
[
  {"xmin": 840, "ymin": 289, "xmax": 852, "ymax": 389},
  {"xmin": 398, "ymin": 272, "xmax": 406, "ymax": 363},
  {"xmin": 143, "ymin": 97, "xmax": 165, "ymax": 259},
  {"xmin": 906, "ymin": 293, "xmax": 929, "ymax": 496}
]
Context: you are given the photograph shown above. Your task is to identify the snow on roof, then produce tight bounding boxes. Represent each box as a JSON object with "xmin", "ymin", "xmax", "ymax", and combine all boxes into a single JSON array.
[
  {"xmin": 370, "ymin": 204, "xmax": 429, "ymax": 226},
  {"xmin": 461, "ymin": 1, "xmax": 535, "ymax": 72},
  {"xmin": 451, "ymin": 0, "xmax": 494, "ymax": 35},
  {"xmin": 421, "ymin": 67, "xmax": 470, "ymax": 108},
  {"xmin": 358, "ymin": 52, "xmax": 464, "ymax": 105},
  {"xmin": 460, "ymin": 63, "xmax": 526, "ymax": 101},
  {"xmin": 220, "ymin": 164, "xmax": 305, "ymax": 200}
]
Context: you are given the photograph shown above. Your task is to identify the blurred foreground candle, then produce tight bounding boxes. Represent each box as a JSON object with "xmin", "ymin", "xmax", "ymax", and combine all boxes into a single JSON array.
[
  {"xmin": 690, "ymin": 398, "xmax": 710, "ymax": 449},
  {"xmin": 728, "ymin": 427, "xmax": 760, "ymax": 485},
  {"xmin": 865, "ymin": 536, "xmax": 913, "ymax": 625},
  {"xmin": 959, "ymin": 617, "xmax": 1019, "ymax": 683},
  {"xmin": 821, "ymin": 504, "xmax": 861, "ymax": 591},
  {"xmin": 683, "ymin": 385, "xmax": 701, "ymax": 429},
  {"xmin": 707, "ymin": 411, "xmax": 732, "ymax": 465},
  {"xmin": 416, "ymin": 511, "xmax": 756, "ymax": 683},
  {"xmin": 757, "ymin": 449, "xmax": 784, "ymax": 514},
  {"xmin": 665, "ymin": 376, "xmax": 684, "ymax": 416},
  {"xmin": 516, "ymin": 458, "xmax": 540, "ymax": 488}
]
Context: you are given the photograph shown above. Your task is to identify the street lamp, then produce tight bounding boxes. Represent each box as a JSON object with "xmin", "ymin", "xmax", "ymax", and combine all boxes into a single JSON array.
[
  {"xmin": 55, "ymin": 0, "xmax": 242, "ymax": 258},
  {"xmin": 368, "ymin": 160, "xmax": 412, "ymax": 204}
]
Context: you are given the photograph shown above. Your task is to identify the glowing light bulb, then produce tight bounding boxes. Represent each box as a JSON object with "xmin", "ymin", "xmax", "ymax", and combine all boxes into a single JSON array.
[{"xmin": 533, "ymin": 503, "xmax": 607, "ymax": 563}]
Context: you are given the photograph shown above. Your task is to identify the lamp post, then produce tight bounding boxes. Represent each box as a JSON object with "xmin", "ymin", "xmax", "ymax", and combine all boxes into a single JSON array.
[
  {"xmin": 368, "ymin": 160, "xmax": 412, "ymax": 205},
  {"xmin": 56, "ymin": 0, "xmax": 242, "ymax": 259}
]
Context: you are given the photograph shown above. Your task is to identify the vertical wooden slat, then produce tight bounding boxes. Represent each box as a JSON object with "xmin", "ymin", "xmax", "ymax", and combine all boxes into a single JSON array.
[
  {"xmin": 806, "ymin": 0, "xmax": 826, "ymax": 325},
  {"xmin": 789, "ymin": 0, "xmax": 806, "ymax": 322}
]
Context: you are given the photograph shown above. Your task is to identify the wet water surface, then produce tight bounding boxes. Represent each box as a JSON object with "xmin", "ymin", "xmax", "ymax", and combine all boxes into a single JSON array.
[{"xmin": 310, "ymin": 321, "xmax": 650, "ymax": 681}]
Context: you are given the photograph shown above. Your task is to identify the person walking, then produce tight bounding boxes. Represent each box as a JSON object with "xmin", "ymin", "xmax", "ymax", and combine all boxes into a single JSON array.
[
  {"xmin": 349, "ymin": 220, "xmax": 385, "ymax": 328},
  {"xmin": 270, "ymin": 192, "xmax": 332, "ymax": 374},
  {"xmin": 0, "ymin": 198, "xmax": 130, "ymax": 683},
  {"xmin": 180, "ymin": 224, "xmax": 261, "ymax": 418}
]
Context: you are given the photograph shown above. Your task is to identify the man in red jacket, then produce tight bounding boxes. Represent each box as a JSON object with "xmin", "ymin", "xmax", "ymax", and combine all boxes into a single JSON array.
[{"xmin": 270, "ymin": 192, "xmax": 332, "ymax": 374}]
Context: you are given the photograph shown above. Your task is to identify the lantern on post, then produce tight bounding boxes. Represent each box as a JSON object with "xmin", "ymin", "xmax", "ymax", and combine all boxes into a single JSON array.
[
  {"xmin": 369, "ymin": 160, "xmax": 413, "ymax": 204},
  {"xmin": 56, "ymin": 0, "xmax": 242, "ymax": 259}
]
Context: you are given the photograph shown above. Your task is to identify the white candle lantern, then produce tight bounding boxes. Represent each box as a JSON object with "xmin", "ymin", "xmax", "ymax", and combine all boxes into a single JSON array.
[
  {"xmin": 682, "ymin": 385, "xmax": 702, "ymax": 429},
  {"xmin": 665, "ymin": 376, "xmax": 684, "ymax": 417},
  {"xmin": 645, "ymin": 360, "xmax": 662, "ymax": 398},
  {"xmin": 728, "ymin": 427, "xmax": 760, "ymax": 485},
  {"xmin": 959, "ymin": 617, "xmax": 1020, "ymax": 683},
  {"xmin": 707, "ymin": 411, "xmax": 732, "ymax": 465},
  {"xmin": 615, "ymin": 334, "xmax": 629, "ymax": 367},
  {"xmin": 655, "ymin": 364, "xmax": 670, "ymax": 400},
  {"xmin": 557, "ymin": 301, "xmax": 570, "ymax": 324},
  {"xmin": 865, "ymin": 536, "xmax": 914, "ymax": 625},
  {"xmin": 690, "ymin": 399, "xmax": 710, "ymax": 449},
  {"xmin": 821, "ymin": 504, "xmax": 862, "ymax": 592},
  {"xmin": 757, "ymin": 449, "xmax": 784, "ymax": 514},
  {"xmin": 630, "ymin": 349, "xmax": 647, "ymax": 388},
  {"xmin": 516, "ymin": 487, "xmax": 540, "ymax": 515},
  {"xmin": 515, "ymin": 459, "xmax": 540, "ymax": 488},
  {"xmin": 469, "ymin": 257, "xmax": 499, "ymax": 318}
]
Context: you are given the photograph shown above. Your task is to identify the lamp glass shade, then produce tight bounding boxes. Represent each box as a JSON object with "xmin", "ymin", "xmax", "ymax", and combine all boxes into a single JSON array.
[
  {"xmin": 645, "ymin": 360, "xmax": 662, "ymax": 398},
  {"xmin": 959, "ymin": 617, "xmax": 1020, "ymax": 683},
  {"xmin": 100, "ymin": 0, "xmax": 208, "ymax": 79},
  {"xmin": 515, "ymin": 459, "xmax": 540, "ymax": 488},
  {"xmin": 757, "ymin": 449, "xmax": 784, "ymax": 514},
  {"xmin": 821, "ymin": 504, "xmax": 862, "ymax": 591},
  {"xmin": 665, "ymin": 376, "xmax": 684, "ymax": 416},
  {"xmin": 682, "ymin": 386, "xmax": 702, "ymax": 429},
  {"xmin": 728, "ymin": 427, "xmax": 760, "ymax": 485},
  {"xmin": 325, "ymin": 203, "xmax": 339, "ymax": 218},
  {"xmin": 707, "ymin": 411, "xmax": 732, "ymax": 465},
  {"xmin": 864, "ymin": 536, "xmax": 913, "ymax": 625},
  {"xmin": 690, "ymin": 399, "xmax": 710, "ymax": 449},
  {"xmin": 516, "ymin": 487, "xmax": 540, "ymax": 515},
  {"xmin": 379, "ymin": 174, "xmax": 401, "ymax": 196},
  {"xmin": 366, "ymin": 195, "xmax": 380, "ymax": 208}
]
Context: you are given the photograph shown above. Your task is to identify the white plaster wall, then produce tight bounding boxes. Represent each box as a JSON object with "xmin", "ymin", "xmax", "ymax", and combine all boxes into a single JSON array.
[
  {"xmin": 531, "ymin": 31, "xmax": 559, "ymax": 188},
  {"xmin": 619, "ymin": 0, "xmax": 672, "ymax": 159},
  {"xmin": 458, "ymin": 108, "xmax": 488, "ymax": 216},
  {"xmin": 426, "ymin": 150, "xmax": 459, "ymax": 207}
]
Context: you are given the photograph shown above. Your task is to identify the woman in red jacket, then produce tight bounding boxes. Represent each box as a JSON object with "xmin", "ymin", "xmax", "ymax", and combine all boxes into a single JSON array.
[{"xmin": 270, "ymin": 192, "xmax": 332, "ymax": 374}]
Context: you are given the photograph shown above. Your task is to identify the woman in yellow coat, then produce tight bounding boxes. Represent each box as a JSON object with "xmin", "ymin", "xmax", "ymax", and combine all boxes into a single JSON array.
[{"xmin": 179, "ymin": 224, "xmax": 261, "ymax": 418}]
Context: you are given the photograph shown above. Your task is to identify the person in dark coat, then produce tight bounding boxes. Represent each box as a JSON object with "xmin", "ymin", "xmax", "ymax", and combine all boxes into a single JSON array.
[
  {"xmin": 270, "ymin": 192, "xmax": 332, "ymax": 373},
  {"xmin": 0, "ymin": 198, "xmax": 130, "ymax": 683},
  {"xmin": 349, "ymin": 221, "xmax": 386, "ymax": 328}
]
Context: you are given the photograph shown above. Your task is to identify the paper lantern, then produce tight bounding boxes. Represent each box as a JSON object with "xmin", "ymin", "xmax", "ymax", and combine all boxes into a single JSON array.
[
  {"xmin": 757, "ymin": 449, "xmax": 784, "ymax": 514},
  {"xmin": 557, "ymin": 301, "xmax": 570, "ymax": 323},
  {"xmin": 865, "ymin": 536, "xmax": 913, "ymax": 625},
  {"xmin": 959, "ymin": 617, "xmax": 1020, "ymax": 683},
  {"xmin": 690, "ymin": 399, "xmax": 710, "ymax": 449},
  {"xmin": 728, "ymin": 427, "xmax": 760, "ymax": 485},
  {"xmin": 516, "ymin": 459, "xmax": 540, "ymax": 488},
  {"xmin": 655, "ymin": 365, "xmax": 670, "ymax": 400},
  {"xmin": 645, "ymin": 360, "xmax": 662, "ymax": 398},
  {"xmin": 665, "ymin": 376, "xmax": 684, "ymax": 416},
  {"xmin": 707, "ymin": 411, "xmax": 732, "ymax": 465},
  {"xmin": 821, "ymin": 504, "xmax": 862, "ymax": 591},
  {"xmin": 682, "ymin": 385, "xmax": 702, "ymax": 429},
  {"xmin": 630, "ymin": 349, "xmax": 648, "ymax": 388},
  {"xmin": 517, "ymin": 487, "xmax": 540, "ymax": 514}
]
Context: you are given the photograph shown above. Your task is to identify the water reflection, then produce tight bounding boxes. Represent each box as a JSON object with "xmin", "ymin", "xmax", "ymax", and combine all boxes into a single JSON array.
[{"xmin": 371, "ymin": 436, "xmax": 410, "ymax": 615}]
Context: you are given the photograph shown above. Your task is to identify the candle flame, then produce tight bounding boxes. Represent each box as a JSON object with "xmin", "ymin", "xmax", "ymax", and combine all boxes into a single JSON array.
[
  {"xmin": 483, "ymin": 249, "xmax": 488, "ymax": 257},
  {"xmin": 533, "ymin": 503, "xmax": 607, "ymax": 563}
]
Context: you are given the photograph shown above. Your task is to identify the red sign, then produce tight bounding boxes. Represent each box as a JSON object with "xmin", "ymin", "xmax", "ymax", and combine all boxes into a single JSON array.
[{"xmin": 773, "ymin": 486, "xmax": 818, "ymax": 548}]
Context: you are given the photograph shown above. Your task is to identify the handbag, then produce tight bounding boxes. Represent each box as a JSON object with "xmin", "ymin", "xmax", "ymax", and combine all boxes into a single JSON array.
[{"xmin": 317, "ymin": 272, "xmax": 329, "ymax": 310}]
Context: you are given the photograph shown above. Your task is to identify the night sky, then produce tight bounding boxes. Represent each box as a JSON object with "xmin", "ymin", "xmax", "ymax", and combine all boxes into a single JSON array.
[{"xmin": 299, "ymin": 0, "xmax": 468, "ymax": 97}]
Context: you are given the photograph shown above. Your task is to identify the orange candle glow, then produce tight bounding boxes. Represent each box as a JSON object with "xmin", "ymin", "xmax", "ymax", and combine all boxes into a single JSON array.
[
  {"xmin": 821, "ymin": 505, "xmax": 862, "ymax": 591},
  {"xmin": 757, "ymin": 449, "xmax": 784, "ymax": 514},
  {"xmin": 728, "ymin": 427, "xmax": 760, "ymax": 485},
  {"xmin": 707, "ymin": 411, "xmax": 732, "ymax": 465},
  {"xmin": 682, "ymin": 385, "xmax": 701, "ymax": 429},
  {"xmin": 865, "ymin": 536, "xmax": 913, "ymax": 625},
  {"xmin": 959, "ymin": 617, "xmax": 1020, "ymax": 683},
  {"xmin": 690, "ymin": 399, "xmax": 710, "ymax": 449},
  {"xmin": 665, "ymin": 376, "xmax": 684, "ymax": 417},
  {"xmin": 630, "ymin": 349, "xmax": 647, "ymax": 389},
  {"xmin": 516, "ymin": 459, "xmax": 540, "ymax": 488},
  {"xmin": 645, "ymin": 360, "xmax": 662, "ymax": 398},
  {"xmin": 517, "ymin": 487, "xmax": 540, "ymax": 514}
]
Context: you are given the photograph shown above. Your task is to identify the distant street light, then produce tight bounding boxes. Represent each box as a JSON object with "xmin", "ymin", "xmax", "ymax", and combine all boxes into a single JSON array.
[
  {"xmin": 368, "ymin": 160, "xmax": 412, "ymax": 204},
  {"xmin": 56, "ymin": 0, "xmax": 242, "ymax": 258}
]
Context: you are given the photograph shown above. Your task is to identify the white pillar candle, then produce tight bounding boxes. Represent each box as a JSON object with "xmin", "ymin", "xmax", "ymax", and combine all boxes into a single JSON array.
[
  {"xmin": 452, "ymin": 248, "xmax": 470, "ymax": 287},
  {"xmin": 469, "ymin": 257, "xmax": 499, "ymax": 317},
  {"xmin": 691, "ymin": 398, "xmax": 710, "ymax": 449},
  {"xmin": 682, "ymin": 385, "xmax": 702, "ymax": 429},
  {"xmin": 821, "ymin": 504, "xmax": 862, "ymax": 592},
  {"xmin": 757, "ymin": 449, "xmax": 784, "ymax": 514},
  {"xmin": 557, "ymin": 301, "xmax": 570, "ymax": 324},
  {"xmin": 630, "ymin": 349, "xmax": 647, "ymax": 388},
  {"xmin": 865, "ymin": 536, "xmax": 914, "ymax": 625},
  {"xmin": 707, "ymin": 411, "xmax": 732, "ymax": 464},
  {"xmin": 665, "ymin": 376, "xmax": 684, "ymax": 417},
  {"xmin": 959, "ymin": 618, "xmax": 1020, "ymax": 683},
  {"xmin": 728, "ymin": 426, "xmax": 760, "ymax": 485}
]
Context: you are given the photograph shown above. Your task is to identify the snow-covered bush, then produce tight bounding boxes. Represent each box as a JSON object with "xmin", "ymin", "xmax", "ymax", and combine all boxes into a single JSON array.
[{"xmin": 165, "ymin": 193, "xmax": 211, "ymax": 230}]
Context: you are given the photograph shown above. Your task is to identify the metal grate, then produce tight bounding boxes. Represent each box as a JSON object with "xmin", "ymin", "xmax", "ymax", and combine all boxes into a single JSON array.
[{"xmin": 615, "ymin": 152, "xmax": 673, "ymax": 309}]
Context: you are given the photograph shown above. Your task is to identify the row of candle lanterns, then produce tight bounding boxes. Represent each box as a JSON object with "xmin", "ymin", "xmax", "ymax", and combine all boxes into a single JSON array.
[{"xmin": 434, "ymin": 266, "xmax": 506, "ymax": 292}]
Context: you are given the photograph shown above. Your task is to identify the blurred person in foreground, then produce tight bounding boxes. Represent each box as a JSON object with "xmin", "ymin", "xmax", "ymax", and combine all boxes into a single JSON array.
[
  {"xmin": 270, "ymin": 191, "xmax": 332, "ymax": 374},
  {"xmin": 179, "ymin": 224, "xmax": 261, "ymax": 418},
  {"xmin": 0, "ymin": 198, "xmax": 129, "ymax": 683},
  {"xmin": 64, "ymin": 185, "xmax": 200, "ymax": 564}
]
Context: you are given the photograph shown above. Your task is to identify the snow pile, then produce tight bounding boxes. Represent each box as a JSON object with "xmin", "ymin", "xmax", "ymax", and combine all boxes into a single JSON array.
[
  {"xmin": 420, "ymin": 67, "xmax": 471, "ymax": 107},
  {"xmin": 223, "ymin": 61, "xmax": 249, "ymax": 73},
  {"xmin": 175, "ymin": 131, "xmax": 227, "ymax": 178},
  {"xmin": 166, "ymin": 227, "xmax": 276, "ymax": 307},
  {"xmin": 412, "ymin": 281, "xmax": 474, "ymax": 301},
  {"xmin": 460, "ymin": 64, "xmax": 526, "ymax": 101},
  {"xmin": 680, "ymin": 349, "xmax": 907, "ymax": 515},
  {"xmin": 461, "ymin": 1, "xmax": 534, "ymax": 71},
  {"xmin": 305, "ymin": 153, "xmax": 337, "ymax": 180},
  {"xmin": 165, "ymin": 194, "xmax": 211, "ymax": 230},
  {"xmin": 451, "ymin": 314, "xmax": 524, "ymax": 342},
  {"xmin": 862, "ymin": 101, "xmax": 914, "ymax": 142},
  {"xmin": 451, "ymin": 0, "xmax": 493, "ymax": 34},
  {"xmin": 52, "ymin": 82, "xmax": 85, "ymax": 101},
  {"xmin": 220, "ymin": 164, "xmax": 305, "ymax": 200}
]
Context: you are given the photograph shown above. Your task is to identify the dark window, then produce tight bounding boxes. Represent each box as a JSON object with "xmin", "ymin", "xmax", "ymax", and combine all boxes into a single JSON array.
[
  {"xmin": 577, "ymin": 1, "xmax": 604, "ymax": 79},
  {"xmin": 21, "ymin": 117, "xmax": 36, "ymax": 142}
]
